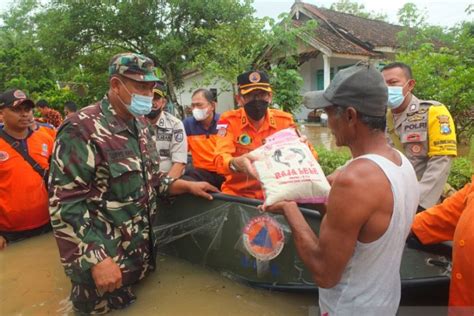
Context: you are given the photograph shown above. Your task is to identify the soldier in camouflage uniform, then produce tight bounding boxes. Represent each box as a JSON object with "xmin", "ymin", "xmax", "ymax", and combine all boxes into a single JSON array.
[{"xmin": 49, "ymin": 53, "xmax": 218, "ymax": 314}]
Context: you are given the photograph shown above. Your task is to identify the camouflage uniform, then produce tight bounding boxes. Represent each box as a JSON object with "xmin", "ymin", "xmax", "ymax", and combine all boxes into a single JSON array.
[{"xmin": 49, "ymin": 53, "xmax": 166, "ymax": 314}]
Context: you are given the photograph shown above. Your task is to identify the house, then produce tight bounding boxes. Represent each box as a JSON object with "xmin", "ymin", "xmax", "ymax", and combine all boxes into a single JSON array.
[{"xmin": 176, "ymin": 1, "xmax": 403, "ymax": 120}]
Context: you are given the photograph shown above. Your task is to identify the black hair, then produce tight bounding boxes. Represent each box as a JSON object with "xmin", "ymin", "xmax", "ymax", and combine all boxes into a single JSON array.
[
  {"xmin": 64, "ymin": 101, "xmax": 77, "ymax": 112},
  {"xmin": 192, "ymin": 88, "xmax": 216, "ymax": 103},
  {"xmin": 334, "ymin": 105, "xmax": 386, "ymax": 132},
  {"xmin": 36, "ymin": 99, "xmax": 49, "ymax": 108},
  {"xmin": 381, "ymin": 62, "xmax": 413, "ymax": 80}
]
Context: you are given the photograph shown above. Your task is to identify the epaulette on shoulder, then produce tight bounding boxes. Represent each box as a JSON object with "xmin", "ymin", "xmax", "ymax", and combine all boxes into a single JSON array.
[
  {"xmin": 219, "ymin": 109, "xmax": 241, "ymax": 120},
  {"xmin": 163, "ymin": 111, "xmax": 181, "ymax": 123},
  {"xmin": 270, "ymin": 108, "xmax": 293, "ymax": 119},
  {"xmin": 37, "ymin": 122, "xmax": 55, "ymax": 129},
  {"xmin": 419, "ymin": 100, "xmax": 442, "ymax": 106}
]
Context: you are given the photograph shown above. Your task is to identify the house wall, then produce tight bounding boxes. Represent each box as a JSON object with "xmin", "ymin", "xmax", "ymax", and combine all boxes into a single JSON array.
[
  {"xmin": 176, "ymin": 73, "xmax": 235, "ymax": 115},
  {"xmin": 178, "ymin": 56, "xmax": 384, "ymax": 121},
  {"xmin": 295, "ymin": 55, "xmax": 361, "ymax": 120}
]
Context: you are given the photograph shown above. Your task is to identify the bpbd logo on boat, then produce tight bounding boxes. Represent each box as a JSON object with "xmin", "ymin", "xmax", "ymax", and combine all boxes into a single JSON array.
[{"xmin": 242, "ymin": 216, "xmax": 285, "ymax": 261}]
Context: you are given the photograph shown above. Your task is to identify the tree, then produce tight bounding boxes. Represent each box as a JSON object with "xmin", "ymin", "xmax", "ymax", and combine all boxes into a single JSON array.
[
  {"xmin": 193, "ymin": 14, "xmax": 316, "ymax": 114},
  {"xmin": 394, "ymin": 4, "xmax": 474, "ymax": 142},
  {"xmin": 32, "ymin": 0, "xmax": 258, "ymax": 116},
  {"xmin": 329, "ymin": 0, "xmax": 388, "ymax": 21}
]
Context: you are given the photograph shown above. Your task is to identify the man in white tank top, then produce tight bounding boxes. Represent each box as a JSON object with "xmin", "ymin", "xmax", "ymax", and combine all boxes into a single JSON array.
[{"xmin": 262, "ymin": 63, "xmax": 419, "ymax": 315}]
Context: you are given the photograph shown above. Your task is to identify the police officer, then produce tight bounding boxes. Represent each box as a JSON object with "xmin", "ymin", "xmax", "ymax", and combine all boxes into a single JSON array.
[
  {"xmin": 146, "ymin": 82, "xmax": 187, "ymax": 178},
  {"xmin": 382, "ymin": 62, "xmax": 457, "ymax": 210},
  {"xmin": 49, "ymin": 53, "xmax": 217, "ymax": 314}
]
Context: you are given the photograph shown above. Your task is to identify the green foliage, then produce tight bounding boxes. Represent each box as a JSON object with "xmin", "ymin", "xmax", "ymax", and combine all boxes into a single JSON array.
[
  {"xmin": 270, "ymin": 67, "xmax": 303, "ymax": 114},
  {"xmin": 329, "ymin": 0, "xmax": 388, "ymax": 21},
  {"xmin": 397, "ymin": 3, "xmax": 426, "ymax": 28},
  {"xmin": 448, "ymin": 157, "xmax": 473, "ymax": 190},
  {"xmin": 395, "ymin": 4, "xmax": 474, "ymax": 142},
  {"xmin": 314, "ymin": 146, "xmax": 351, "ymax": 176},
  {"xmin": 193, "ymin": 13, "xmax": 315, "ymax": 113},
  {"xmin": 1, "ymin": 0, "xmax": 258, "ymax": 115}
]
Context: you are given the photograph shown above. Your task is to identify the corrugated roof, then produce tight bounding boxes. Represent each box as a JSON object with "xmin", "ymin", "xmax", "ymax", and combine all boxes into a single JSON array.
[{"xmin": 294, "ymin": 2, "xmax": 403, "ymax": 57}]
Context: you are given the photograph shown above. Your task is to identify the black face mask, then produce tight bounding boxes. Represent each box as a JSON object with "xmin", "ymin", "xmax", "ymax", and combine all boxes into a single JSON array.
[
  {"xmin": 145, "ymin": 108, "xmax": 162, "ymax": 120},
  {"xmin": 244, "ymin": 99, "xmax": 269, "ymax": 121}
]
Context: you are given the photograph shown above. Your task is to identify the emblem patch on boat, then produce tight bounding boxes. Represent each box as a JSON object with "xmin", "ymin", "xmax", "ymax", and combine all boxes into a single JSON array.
[{"xmin": 242, "ymin": 216, "xmax": 284, "ymax": 260}]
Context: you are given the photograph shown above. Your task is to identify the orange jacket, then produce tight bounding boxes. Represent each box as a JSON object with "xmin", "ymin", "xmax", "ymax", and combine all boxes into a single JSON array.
[
  {"xmin": 214, "ymin": 107, "xmax": 297, "ymax": 199},
  {"xmin": 0, "ymin": 129, "xmax": 53, "ymax": 232},
  {"xmin": 412, "ymin": 177, "xmax": 474, "ymax": 307},
  {"xmin": 184, "ymin": 113, "xmax": 220, "ymax": 172}
]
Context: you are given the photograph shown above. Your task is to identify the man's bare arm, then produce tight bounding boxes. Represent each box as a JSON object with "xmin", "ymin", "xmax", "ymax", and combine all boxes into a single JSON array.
[{"xmin": 264, "ymin": 159, "xmax": 390, "ymax": 288}]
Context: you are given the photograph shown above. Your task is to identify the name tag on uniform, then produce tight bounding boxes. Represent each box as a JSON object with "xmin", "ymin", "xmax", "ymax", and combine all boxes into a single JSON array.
[{"xmin": 106, "ymin": 149, "xmax": 135, "ymax": 162}]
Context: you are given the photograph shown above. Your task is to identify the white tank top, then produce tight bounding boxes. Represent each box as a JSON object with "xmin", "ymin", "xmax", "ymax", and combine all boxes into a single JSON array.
[{"xmin": 319, "ymin": 152, "xmax": 419, "ymax": 316}]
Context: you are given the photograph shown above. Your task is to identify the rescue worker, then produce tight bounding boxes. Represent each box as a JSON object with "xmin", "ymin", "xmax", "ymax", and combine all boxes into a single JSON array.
[
  {"xmin": 214, "ymin": 70, "xmax": 311, "ymax": 199},
  {"xmin": 49, "ymin": 53, "xmax": 217, "ymax": 314},
  {"xmin": 411, "ymin": 176, "xmax": 474, "ymax": 309},
  {"xmin": 0, "ymin": 89, "xmax": 53, "ymax": 249},
  {"xmin": 146, "ymin": 82, "xmax": 187, "ymax": 178},
  {"xmin": 183, "ymin": 88, "xmax": 224, "ymax": 188},
  {"xmin": 382, "ymin": 62, "xmax": 457, "ymax": 210}
]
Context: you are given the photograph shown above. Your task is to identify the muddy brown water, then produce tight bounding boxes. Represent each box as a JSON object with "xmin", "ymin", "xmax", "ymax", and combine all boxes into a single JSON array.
[{"xmin": 0, "ymin": 233, "xmax": 316, "ymax": 315}]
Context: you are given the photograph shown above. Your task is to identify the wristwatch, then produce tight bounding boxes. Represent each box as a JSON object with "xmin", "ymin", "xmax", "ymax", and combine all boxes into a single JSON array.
[
  {"xmin": 162, "ymin": 175, "xmax": 177, "ymax": 186},
  {"xmin": 229, "ymin": 159, "xmax": 238, "ymax": 173}
]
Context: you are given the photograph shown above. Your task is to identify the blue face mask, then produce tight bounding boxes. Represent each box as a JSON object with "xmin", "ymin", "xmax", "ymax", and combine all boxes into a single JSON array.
[
  {"xmin": 387, "ymin": 82, "xmax": 409, "ymax": 109},
  {"xmin": 116, "ymin": 79, "xmax": 153, "ymax": 116}
]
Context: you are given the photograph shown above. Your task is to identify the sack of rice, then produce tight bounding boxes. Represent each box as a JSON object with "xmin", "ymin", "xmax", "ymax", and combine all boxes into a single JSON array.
[{"xmin": 251, "ymin": 128, "xmax": 330, "ymax": 206}]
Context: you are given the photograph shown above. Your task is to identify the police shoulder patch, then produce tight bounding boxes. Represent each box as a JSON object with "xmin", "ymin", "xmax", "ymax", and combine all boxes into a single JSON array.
[{"xmin": 174, "ymin": 130, "xmax": 184, "ymax": 142}]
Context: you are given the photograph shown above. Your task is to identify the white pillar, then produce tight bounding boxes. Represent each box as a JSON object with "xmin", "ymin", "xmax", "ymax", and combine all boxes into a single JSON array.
[{"xmin": 323, "ymin": 54, "xmax": 331, "ymax": 89}]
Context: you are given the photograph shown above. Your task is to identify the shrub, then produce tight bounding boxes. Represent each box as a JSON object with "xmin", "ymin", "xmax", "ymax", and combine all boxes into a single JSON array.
[
  {"xmin": 448, "ymin": 157, "xmax": 473, "ymax": 190},
  {"xmin": 315, "ymin": 146, "xmax": 351, "ymax": 176}
]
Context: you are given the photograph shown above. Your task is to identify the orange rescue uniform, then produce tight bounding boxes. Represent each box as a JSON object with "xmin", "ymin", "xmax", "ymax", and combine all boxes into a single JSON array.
[
  {"xmin": 214, "ymin": 107, "xmax": 317, "ymax": 199},
  {"xmin": 412, "ymin": 177, "xmax": 474, "ymax": 307},
  {"xmin": 0, "ymin": 129, "xmax": 53, "ymax": 231},
  {"xmin": 184, "ymin": 113, "xmax": 220, "ymax": 172}
]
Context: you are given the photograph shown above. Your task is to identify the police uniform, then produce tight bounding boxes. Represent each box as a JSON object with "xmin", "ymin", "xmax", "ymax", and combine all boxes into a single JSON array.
[
  {"xmin": 386, "ymin": 95, "xmax": 457, "ymax": 209},
  {"xmin": 49, "ymin": 53, "xmax": 169, "ymax": 314},
  {"xmin": 151, "ymin": 111, "xmax": 187, "ymax": 173}
]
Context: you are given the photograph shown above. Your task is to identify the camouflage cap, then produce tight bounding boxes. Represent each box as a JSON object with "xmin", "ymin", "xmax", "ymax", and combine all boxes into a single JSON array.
[{"xmin": 109, "ymin": 53, "xmax": 160, "ymax": 82}]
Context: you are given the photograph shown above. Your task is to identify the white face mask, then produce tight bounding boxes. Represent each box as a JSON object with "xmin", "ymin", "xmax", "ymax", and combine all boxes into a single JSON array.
[{"xmin": 192, "ymin": 107, "xmax": 210, "ymax": 121}]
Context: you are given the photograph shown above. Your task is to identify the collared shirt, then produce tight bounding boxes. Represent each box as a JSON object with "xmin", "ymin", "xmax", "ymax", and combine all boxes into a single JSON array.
[
  {"xmin": 49, "ymin": 97, "xmax": 162, "ymax": 285},
  {"xmin": 184, "ymin": 113, "xmax": 220, "ymax": 172},
  {"xmin": 214, "ymin": 107, "xmax": 294, "ymax": 199},
  {"xmin": 0, "ymin": 128, "xmax": 53, "ymax": 232},
  {"xmin": 386, "ymin": 95, "xmax": 457, "ymax": 209},
  {"xmin": 150, "ymin": 111, "xmax": 187, "ymax": 173},
  {"xmin": 412, "ymin": 177, "xmax": 474, "ymax": 307}
]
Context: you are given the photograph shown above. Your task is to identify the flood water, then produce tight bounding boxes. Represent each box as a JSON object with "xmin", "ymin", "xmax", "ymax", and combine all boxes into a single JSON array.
[{"xmin": 0, "ymin": 233, "xmax": 316, "ymax": 315}]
